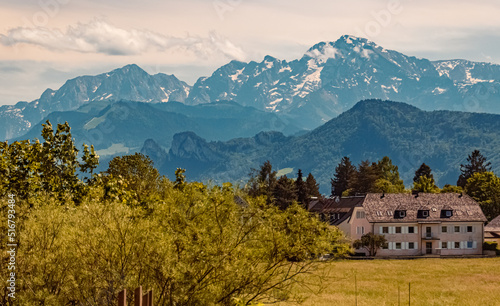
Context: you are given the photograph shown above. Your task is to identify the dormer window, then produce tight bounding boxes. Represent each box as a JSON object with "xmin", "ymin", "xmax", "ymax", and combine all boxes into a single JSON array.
[
  {"xmin": 418, "ymin": 209, "xmax": 430, "ymax": 218},
  {"xmin": 441, "ymin": 209, "xmax": 453, "ymax": 218},
  {"xmin": 394, "ymin": 210, "xmax": 406, "ymax": 219}
]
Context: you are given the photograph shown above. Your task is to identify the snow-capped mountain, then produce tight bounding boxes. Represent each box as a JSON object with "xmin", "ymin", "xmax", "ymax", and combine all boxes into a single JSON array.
[
  {"xmin": 0, "ymin": 64, "xmax": 190, "ymax": 139},
  {"xmin": 186, "ymin": 35, "xmax": 500, "ymax": 128},
  {"xmin": 2, "ymin": 35, "xmax": 500, "ymax": 140}
]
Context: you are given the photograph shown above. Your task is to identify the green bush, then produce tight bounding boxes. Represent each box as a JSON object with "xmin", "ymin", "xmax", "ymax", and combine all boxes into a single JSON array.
[{"xmin": 483, "ymin": 241, "xmax": 498, "ymax": 251}]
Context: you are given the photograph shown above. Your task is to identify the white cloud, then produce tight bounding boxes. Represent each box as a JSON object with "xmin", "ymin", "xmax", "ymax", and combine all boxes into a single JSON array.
[{"xmin": 0, "ymin": 19, "xmax": 247, "ymax": 60}]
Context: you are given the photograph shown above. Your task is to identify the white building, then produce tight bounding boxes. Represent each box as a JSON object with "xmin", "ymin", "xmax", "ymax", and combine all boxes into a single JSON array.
[{"xmin": 309, "ymin": 193, "xmax": 487, "ymax": 257}]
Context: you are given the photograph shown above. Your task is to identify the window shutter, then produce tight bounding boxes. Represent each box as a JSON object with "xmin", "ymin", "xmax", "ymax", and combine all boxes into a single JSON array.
[
  {"xmin": 379, "ymin": 226, "xmax": 383, "ymax": 234},
  {"xmin": 402, "ymin": 226, "xmax": 407, "ymax": 234},
  {"xmin": 439, "ymin": 241, "xmax": 442, "ymax": 249},
  {"xmin": 405, "ymin": 242, "xmax": 409, "ymax": 250},
  {"xmin": 414, "ymin": 226, "xmax": 418, "ymax": 234},
  {"xmin": 460, "ymin": 241, "xmax": 465, "ymax": 249},
  {"xmin": 414, "ymin": 241, "xmax": 418, "ymax": 249},
  {"xmin": 473, "ymin": 241, "xmax": 477, "ymax": 249}
]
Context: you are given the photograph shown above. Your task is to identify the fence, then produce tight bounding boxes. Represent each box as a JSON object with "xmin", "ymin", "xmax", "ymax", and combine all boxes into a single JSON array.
[{"xmin": 118, "ymin": 286, "xmax": 153, "ymax": 306}]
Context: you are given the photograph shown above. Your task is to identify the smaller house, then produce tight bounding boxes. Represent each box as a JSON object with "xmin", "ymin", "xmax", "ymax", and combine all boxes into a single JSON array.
[
  {"xmin": 309, "ymin": 193, "xmax": 487, "ymax": 257},
  {"xmin": 485, "ymin": 215, "xmax": 500, "ymax": 245}
]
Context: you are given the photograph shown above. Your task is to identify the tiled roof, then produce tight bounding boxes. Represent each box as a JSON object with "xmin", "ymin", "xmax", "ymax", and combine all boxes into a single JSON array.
[
  {"xmin": 308, "ymin": 196, "xmax": 364, "ymax": 213},
  {"xmin": 363, "ymin": 193, "xmax": 487, "ymax": 223},
  {"xmin": 485, "ymin": 215, "xmax": 500, "ymax": 232},
  {"xmin": 308, "ymin": 196, "xmax": 364, "ymax": 226}
]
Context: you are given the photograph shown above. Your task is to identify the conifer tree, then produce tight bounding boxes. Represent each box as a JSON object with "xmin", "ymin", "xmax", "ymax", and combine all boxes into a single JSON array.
[
  {"xmin": 274, "ymin": 175, "xmax": 297, "ymax": 209},
  {"xmin": 306, "ymin": 172, "xmax": 321, "ymax": 198},
  {"xmin": 457, "ymin": 150, "xmax": 492, "ymax": 187},
  {"xmin": 413, "ymin": 163, "xmax": 434, "ymax": 183},
  {"xmin": 247, "ymin": 160, "xmax": 277, "ymax": 205},
  {"xmin": 412, "ymin": 163, "xmax": 438, "ymax": 192},
  {"xmin": 331, "ymin": 156, "xmax": 356, "ymax": 196},
  {"xmin": 349, "ymin": 160, "xmax": 380, "ymax": 195},
  {"xmin": 295, "ymin": 169, "xmax": 308, "ymax": 207}
]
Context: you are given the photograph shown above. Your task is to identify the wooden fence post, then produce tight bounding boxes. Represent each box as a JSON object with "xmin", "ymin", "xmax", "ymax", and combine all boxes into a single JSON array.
[
  {"xmin": 135, "ymin": 286, "xmax": 143, "ymax": 306},
  {"xmin": 118, "ymin": 289, "xmax": 126, "ymax": 306},
  {"xmin": 142, "ymin": 291, "xmax": 149, "ymax": 306},
  {"xmin": 142, "ymin": 290, "xmax": 153, "ymax": 306}
]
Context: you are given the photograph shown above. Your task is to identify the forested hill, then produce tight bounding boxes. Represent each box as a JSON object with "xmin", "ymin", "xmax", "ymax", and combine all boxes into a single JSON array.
[{"xmin": 142, "ymin": 99, "xmax": 500, "ymax": 193}]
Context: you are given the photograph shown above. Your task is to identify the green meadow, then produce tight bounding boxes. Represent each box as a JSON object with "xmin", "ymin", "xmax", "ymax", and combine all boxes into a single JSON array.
[{"xmin": 281, "ymin": 257, "xmax": 500, "ymax": 305}]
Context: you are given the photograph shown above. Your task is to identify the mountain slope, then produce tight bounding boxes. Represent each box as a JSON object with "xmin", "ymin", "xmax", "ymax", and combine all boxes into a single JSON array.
[
  {"xmin": 143, "ymin": 100, "xmax": 500, "ymax": 193},
  {"xmin": 0, "ymin": 64, "xmax": 190, "ymax": 139},
  {"xmin": 3, "ymin": 35, "xmax": 500, "ymax": 139},
  {"xmin": 185, "ymin": 35, "xmax": 500, "ymax": 129},
  {"xmin": 19, "ymin": 100, "xmax": 300, "ymax": 158}
]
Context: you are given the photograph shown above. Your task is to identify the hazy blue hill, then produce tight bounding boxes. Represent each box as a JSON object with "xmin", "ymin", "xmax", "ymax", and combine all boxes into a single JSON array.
[
  {"xmin": 144, "ymin": 100, "xmax": 500, "ymax": 193},
  {"xmin": 0, "ymin": 64, "xmax": 190, "ymax": 140},
  {"xmin": 17, "ymin": 100, "xmax": 300, "ymax": 165},
  {"xmin": 4, "ymin": 35, "xmax": 500, "ymax": 140}
]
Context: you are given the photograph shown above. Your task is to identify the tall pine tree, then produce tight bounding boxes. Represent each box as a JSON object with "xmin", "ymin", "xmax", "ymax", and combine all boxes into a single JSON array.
[
  {"xmin": 274, "ymin": 175, "xmax": 298, "ymax": 209},
  {"xmin": 295, "ymin": 169, "xmax": 308, "ymax": 208},
  {"xmin": 247, "ymin": 160, "xmax": 277, "ymax": 205},
  {"xmin": 306, "ymin": 173, "xmax": 321, "ymax": 198},
  {"xmin": 349, "ymin": 160, "xmax": 380, "ymax": 195},
  {"xmin": 457, "ymin": 150, "xmax": 492, "ymax": 187},
  {"xmin": 331, "ymin": 156, "xmax": 356, "ymax": 197},
  {"xmin": 413, "ymin": 163, "xmax": 438, "ymax": 192},
  {"xmin": 413, "ymin": 163, "xmax": 434, "ymax": 183}
]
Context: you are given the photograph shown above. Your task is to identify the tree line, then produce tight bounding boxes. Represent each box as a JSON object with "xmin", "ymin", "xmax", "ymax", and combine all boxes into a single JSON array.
[
  {"xmin": 330, "ymin": 152, "xmax": 500, "ymax": 220},
  {"xmin": 0, "ymin": 121, "xmax": 350, "ymax": 305}
]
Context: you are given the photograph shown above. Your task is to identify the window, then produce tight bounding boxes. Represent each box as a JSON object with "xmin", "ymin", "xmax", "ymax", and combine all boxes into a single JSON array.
[
  {"xmin": 395, "ymin": 242, "xmax": 402, "ymax": 249},
  {"xmin": 418, "ymin": 210, "xmax": 430, "ymax": 218},
  {"xmin": 386, "ymin": 210, "xmax": 393, "ymax": 216},
  {"xmin": 446, "ymin": 210, "xmax": 452, "ymax": 217},
  {"xmin": 442, "ymin": 226, "xmax": 447, "ymax": 233},
  {"xmin": 455, "ymin": 242, "xmax": 460, "ymax": 249},
  {"xmin": 356, "ymin": 226, "xmax": 365, "ymax": 235},
  {"xmin": 408, "ymin": 226, "xmax": 415, "ymax": 234},
  {"xmin": 382, "ymin": 243, "xmax": 389, "ymax": 249},
  {"xmin": 467, "ymin": 241, "xmax": 473, "ymax": 248},
  {"xmin": 399, "ymin": 210, "xmax": 406, "ymax": 218},
  {"xmin": 408, "ymin": 242, "xmax": 415, "ymax": 249},
  {"xmin": 467, "ymin": 226, "xmax": 473, "ymax": 233},
  {"xmin": 442, "ymin": 242, "xmax": 448, "ymax": 249},
  {"xmin": 356, "ymin": 211, "xmax": 365, "ymax": 219},
  {"xmin": 454, "ymin": 226, "xmax": 460, "ymax": 233},
  {"xmin": 396, "ymin": 227, "xmax": 402, "ymax": 234},
  {"xmin": 382, "ymin": 227, "xmax": 389, "ymax": 234}
]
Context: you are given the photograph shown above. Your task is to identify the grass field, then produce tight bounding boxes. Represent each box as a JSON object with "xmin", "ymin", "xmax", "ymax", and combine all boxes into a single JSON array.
[{"xmin": 280, "ymin": 257, "xmax": 500, "ymax": 305}]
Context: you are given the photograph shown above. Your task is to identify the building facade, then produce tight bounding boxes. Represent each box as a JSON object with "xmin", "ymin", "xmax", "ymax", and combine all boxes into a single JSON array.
[
  {"xmin": 485, "ymin": 215, "xmax": 500, "ymax": 245},
  {"xmin": 309, "ymin": 193, "xmax": 487, "ymax": 257}
]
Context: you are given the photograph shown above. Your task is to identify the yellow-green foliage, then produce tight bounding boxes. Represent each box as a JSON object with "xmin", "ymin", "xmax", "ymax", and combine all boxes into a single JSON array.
[
  {"xmin": 278, "ymin": 258, "xmax": 500, "ymax": 305},
  {"xmin": 0, "ymin": 181, "xmax": 349, "ymax": 305}
]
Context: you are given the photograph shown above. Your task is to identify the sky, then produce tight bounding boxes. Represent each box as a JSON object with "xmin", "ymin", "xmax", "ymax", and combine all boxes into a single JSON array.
[{"xmin": 1, "ymin": 0, "xmax": 500, "ymax": 105}]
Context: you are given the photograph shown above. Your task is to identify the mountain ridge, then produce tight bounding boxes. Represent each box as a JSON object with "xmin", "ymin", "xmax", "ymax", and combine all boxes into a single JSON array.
[
  {"xmin": 3, "ymin": 35, "xmax": 500, "ymax": 140},
  {"xmin": 142, "ymin": 99, "xmax": 500, "ymax": 193}
]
